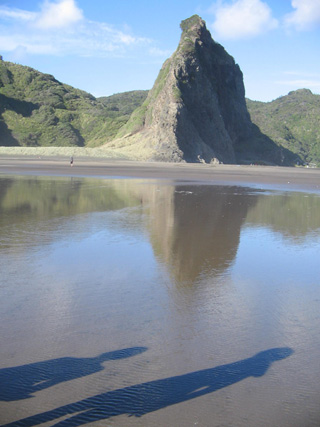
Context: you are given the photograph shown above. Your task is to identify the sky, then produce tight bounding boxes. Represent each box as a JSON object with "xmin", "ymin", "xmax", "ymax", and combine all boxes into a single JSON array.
[{"xmin": 0, "ymin": 0, "xmax": 320, "ymax": 102}]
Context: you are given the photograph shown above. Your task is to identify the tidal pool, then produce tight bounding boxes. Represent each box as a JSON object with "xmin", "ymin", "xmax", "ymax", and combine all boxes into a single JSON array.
[{"xmin": 0, "ymin": 175, "xmax": 319, "ymax": 426}]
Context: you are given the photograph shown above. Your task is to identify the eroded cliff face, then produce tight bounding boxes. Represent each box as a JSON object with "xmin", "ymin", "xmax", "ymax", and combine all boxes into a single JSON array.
[{"xmin": 112, "ymin": 15, "xmax": 253, "ymax": 163}]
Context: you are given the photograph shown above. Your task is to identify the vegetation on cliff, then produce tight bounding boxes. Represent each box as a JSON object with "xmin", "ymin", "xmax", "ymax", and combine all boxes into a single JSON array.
[
  {"xmin": 114, "ymin": 15, "xmax": 259, "ymax": 163},
  {"xmin": 0, "ymin": 60, "xmax": 147, "ymax": 148},
  {"xmin": 247, "ymin": 89, "xmax": 320, "ymax": 166},
  {"xmin": 116, "ymin": 60, "xmax": 171, "ymax": 138}
]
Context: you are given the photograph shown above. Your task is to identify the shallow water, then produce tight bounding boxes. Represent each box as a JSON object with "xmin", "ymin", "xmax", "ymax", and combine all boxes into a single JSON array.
[{"xmin": 0, "ymin": 176, "xmax": 319, "ymax": 426}]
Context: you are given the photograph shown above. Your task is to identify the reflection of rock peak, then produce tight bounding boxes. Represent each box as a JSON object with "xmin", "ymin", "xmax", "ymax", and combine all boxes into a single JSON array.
[
  {"xmin": 148, "ymin": 186, "xmax": 256, "ymax": 285},
  {"xmin": 2, "ymin": 177, "xmax": 320, "ymax": 287}
]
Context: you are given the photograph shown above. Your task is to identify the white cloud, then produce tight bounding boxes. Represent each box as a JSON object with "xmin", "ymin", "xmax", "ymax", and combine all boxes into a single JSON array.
[
  {"xmin": 0, "ymin": 1, "xmax": 167, "ymax": 60},
  {"xmin": 0, "ymin": 6, "xmax": 35, "ymax": 22},
  {"xmin": 148, "ymin": 47, "xmax": 172, "ymax": 57},
  {"xmin": 35, "ymin": 0, "xmax": 83, "ymax": 29},
  {"xmin": 284, "ymin": 0, "xmax": 320, "ymax": 30},
  {"xmin": 210, "ymin": 0, "xmax": 278, "ymax": 39},
  {"xmin": 276, "ymin": 71, "xmax": 320, "ymax": 90},
  {"xmin": 283, "ymin": 71, "xmax": 320, "ymax": 78},
  {"xmin": 0, "ymin": 0, "xmax": 83, "ymax": 29},
  {"xmin": 9, "ymin": 45, "xmax": 28, "ymax": 62},
  {"xmin": 276, "ymin": 79, "xmax": 320, "ymax": 89},
  {"xmin": 0, "ymin": 34, "xmax": 59, "ymax": 55},
  {"xmin": 0, "ymin": 22, "xmax": 149, "ymax": 58}
]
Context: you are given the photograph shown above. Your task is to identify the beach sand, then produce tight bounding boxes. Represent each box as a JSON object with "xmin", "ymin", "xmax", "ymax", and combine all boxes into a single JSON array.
[{"xmin": 1, "ymin": 155, "xmax": 320, "ymax": 193}]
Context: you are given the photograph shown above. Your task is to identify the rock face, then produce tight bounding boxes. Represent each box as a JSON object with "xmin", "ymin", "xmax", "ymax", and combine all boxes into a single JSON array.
[{"xmin": 115, "ymin": 15, "xmax": 253, "ymax": 163}]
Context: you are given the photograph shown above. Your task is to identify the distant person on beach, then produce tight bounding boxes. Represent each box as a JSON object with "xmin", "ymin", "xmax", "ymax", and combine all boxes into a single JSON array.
[{"xmin": 70, "ymin": 156, "xmax": 73, "ymax": 167}]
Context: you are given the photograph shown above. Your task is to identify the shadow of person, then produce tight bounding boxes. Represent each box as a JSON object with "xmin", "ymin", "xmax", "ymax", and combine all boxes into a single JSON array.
[
  {"xmin": 0, "ymin": 347, "xmax": 147, "ymax": 402},
  {"xmin": 5, "ymin": 347, "xmax": 293, "ymax": 427}
]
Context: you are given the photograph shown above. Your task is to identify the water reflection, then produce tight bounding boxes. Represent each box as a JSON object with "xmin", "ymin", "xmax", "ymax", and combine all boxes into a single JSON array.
[
  {"xmin": 246, "ymin": 191, "xmax": 320, "ymax": 242},
  {"xmin": 1, "ymin": 176, "xmax": 320, "ymax": 284},
  {"xmin": 0, "ymin": 176, "xmax": 319, "ymax": 426},
  {"xmin": 0, "ymin": 176, "xmax": 140, "ymax": 225},
  {"xmin": 147, "ymin": 186, "xmax": 257, "ymax": 285}
]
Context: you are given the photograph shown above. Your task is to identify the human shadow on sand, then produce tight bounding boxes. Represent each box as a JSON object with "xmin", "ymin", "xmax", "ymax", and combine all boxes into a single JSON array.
[
  {"xmin": 0, "ymin": 347, "xmax": 147, "ymax": 402},
  {"xmin": 5, "ymin": 347, "xmax": 293, "ymax": 427}
]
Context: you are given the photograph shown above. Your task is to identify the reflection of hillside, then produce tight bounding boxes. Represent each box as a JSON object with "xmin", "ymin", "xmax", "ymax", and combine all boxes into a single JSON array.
[
  {"xmin": 0, "ymin": 177, "xmax": 142, "ymax": 250},
  {"xmin": 147, "ymin": 186, "xmax": 257, "ymax": 285},
  {"xmin": 246, "ymin": 192, "xmax": 320, "ymax": 242},
  {"xmin": 2, "ymin": 176, "xmax": 319, "ymax": 286},
  {"xmin": 0, "ymin": 177, "xmax": 139, "ymax": 224}
]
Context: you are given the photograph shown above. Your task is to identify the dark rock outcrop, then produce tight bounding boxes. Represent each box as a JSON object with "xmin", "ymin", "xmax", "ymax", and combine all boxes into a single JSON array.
[{"xmin": 114, "ymin": 15, "xmax": 254, "ymax": 163}]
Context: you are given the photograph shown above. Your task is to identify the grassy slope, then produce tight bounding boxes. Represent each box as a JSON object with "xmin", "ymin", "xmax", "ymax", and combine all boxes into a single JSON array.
[
  {"xmin": 1, "ymin": 60, "xmax": 319, "ymax": 165},
  {"xmin": 0, "ymin": 60, "xmax": 147, "ymax": 148},
  {"xmin": 247, "ymin": 89, "xmax": 320, "ymax": 165},
  {"xmin": 115, "ymin": 61, "xmax": 170, "ymax": 138}
]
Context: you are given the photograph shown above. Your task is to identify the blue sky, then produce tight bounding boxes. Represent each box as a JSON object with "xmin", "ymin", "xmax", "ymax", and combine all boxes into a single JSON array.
[{"xmin": 0, "ymin": 0, "xmax": 320, "ymax": 101}]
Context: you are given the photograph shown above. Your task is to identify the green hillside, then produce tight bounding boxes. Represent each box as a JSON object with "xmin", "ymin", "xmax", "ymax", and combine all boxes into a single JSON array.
[
  {"xmin": 1, "ymin": 59, "xmax": 319, "ymax": 166},
  {"xmin": 98, "ymin": 90, "xmax": 148, "ymax": 117},
  {"xmin": 247, "ymin": 89, "xmax": 320, "ymax": 166},
  {"xmin": 0, "ymin": 60, "xmax": 146, "ymax": 148}
]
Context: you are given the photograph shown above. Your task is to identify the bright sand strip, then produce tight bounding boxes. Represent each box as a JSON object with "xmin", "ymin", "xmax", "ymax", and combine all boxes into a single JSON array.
[{"xmin": 0, "ymin": 149, "xmax": 320, "ymax": 193}]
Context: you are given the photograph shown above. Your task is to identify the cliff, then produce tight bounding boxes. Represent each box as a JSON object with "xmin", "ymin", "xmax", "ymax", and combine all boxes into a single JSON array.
[{"xmin": 112, "ymin": 16, "xmax": 258, "ymax": 163}]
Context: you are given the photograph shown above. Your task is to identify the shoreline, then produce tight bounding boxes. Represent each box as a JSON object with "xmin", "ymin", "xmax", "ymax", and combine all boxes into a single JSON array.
[{"xmin": 1, "ymin": 154, "xmax": 320, "ymax": 193}]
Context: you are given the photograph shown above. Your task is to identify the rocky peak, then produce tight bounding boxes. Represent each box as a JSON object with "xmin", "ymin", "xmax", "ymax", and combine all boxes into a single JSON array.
[
  {"xmin": 179, "ymin": 15, "xmax": 213, "ymax": 51},
  {"xmin": 114, "ymin": 16, "xmax": 255, "ymax": 163},
  {"xmin": 180, "ymin": 15, "xmax": 207, "ymax": 40},
  {"xmin": 288, "ymin": 88, "xmax": 313, "ymax": 97}
]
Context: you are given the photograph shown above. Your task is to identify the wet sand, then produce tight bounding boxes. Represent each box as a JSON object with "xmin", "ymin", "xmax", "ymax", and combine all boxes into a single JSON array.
[
  {"xmin": 1, "ymin": 165, "xmax": 320, "ymax": 426},
  {"xmin": 1, "ymin": 156, "xmax": 320, "ymax": 193}
]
